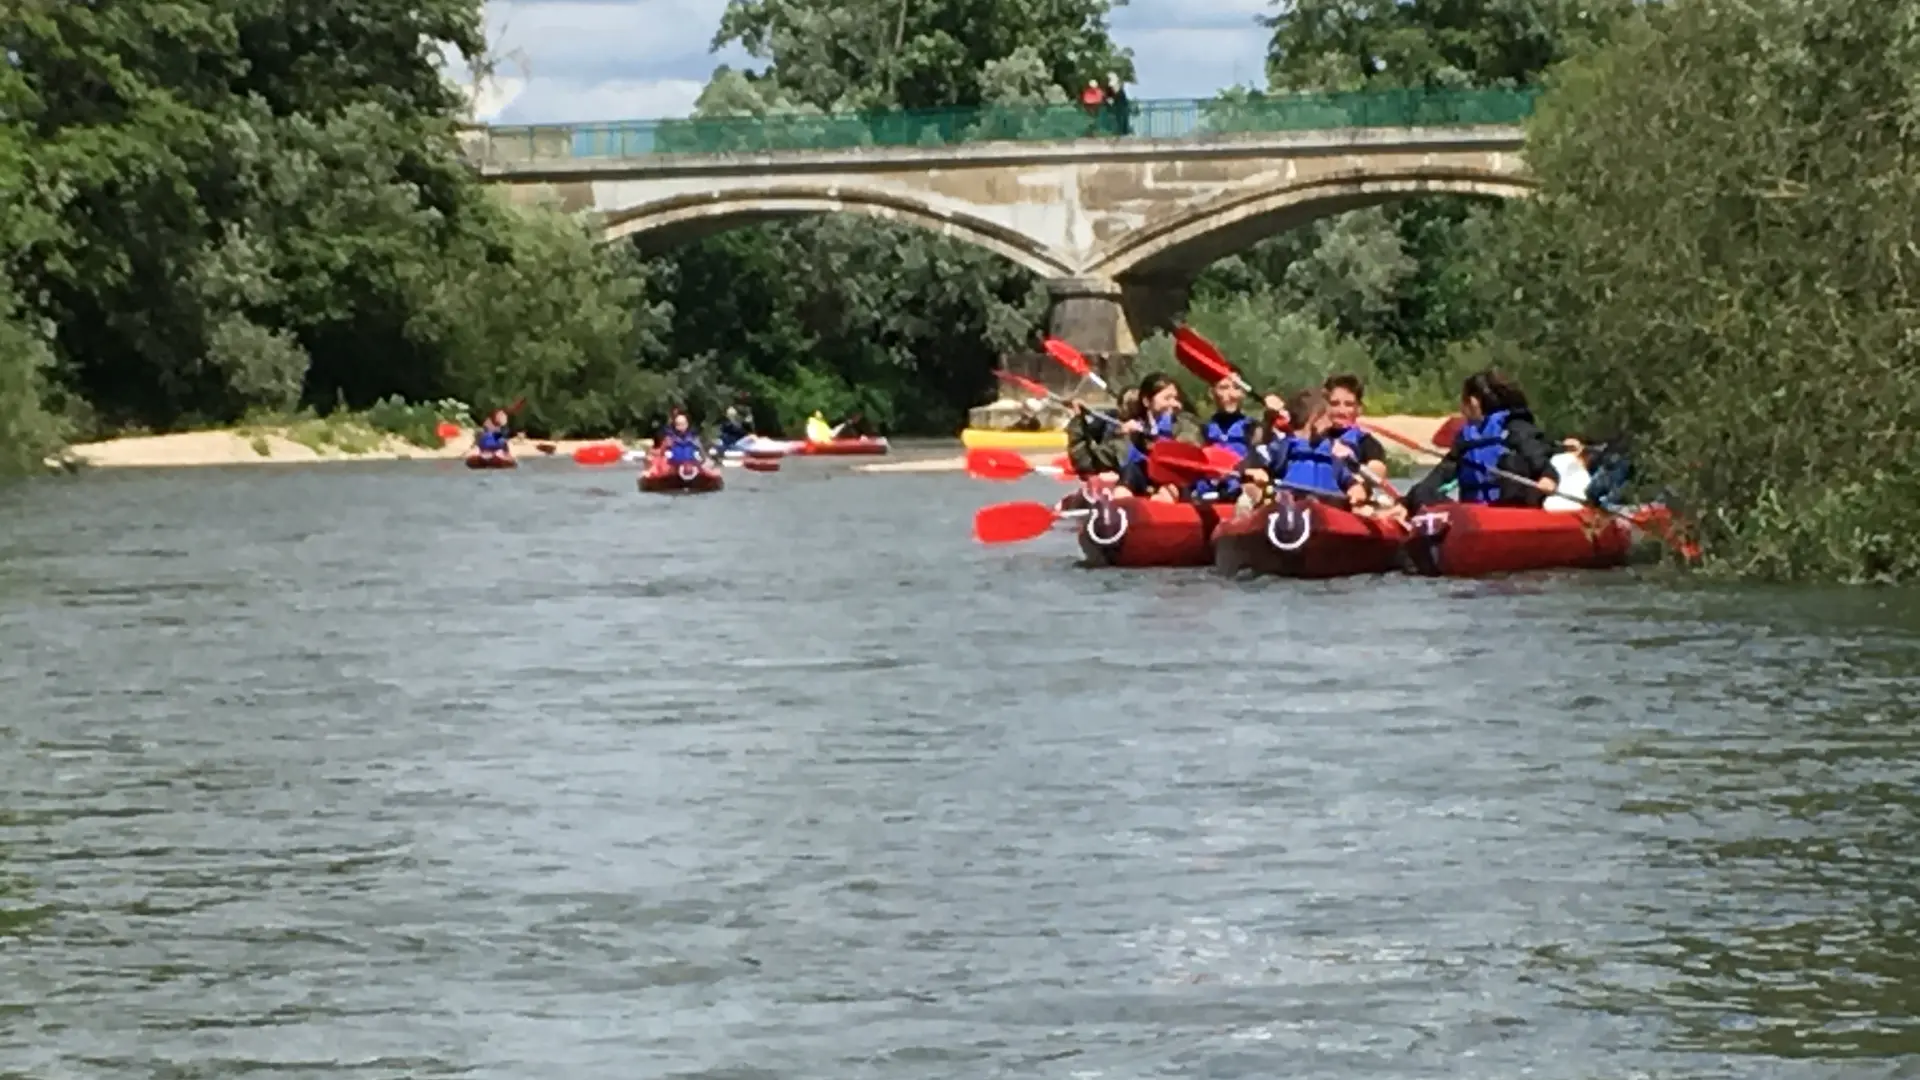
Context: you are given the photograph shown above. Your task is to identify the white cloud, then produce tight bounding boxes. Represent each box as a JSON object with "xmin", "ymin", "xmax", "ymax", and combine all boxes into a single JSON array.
[{"xmin": 473, "ymin": 0, "xmax": 1273, "ymax": 124}]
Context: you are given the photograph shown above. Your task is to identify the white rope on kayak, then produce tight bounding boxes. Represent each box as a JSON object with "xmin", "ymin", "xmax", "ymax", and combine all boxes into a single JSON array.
[
  {"xmin": 1084, "ymin": 504, "xmax": 1129, "ymax": 547},
  {"xmin": 1267, "ymin": 504, "xmax": 1311, "ymax": 552}
]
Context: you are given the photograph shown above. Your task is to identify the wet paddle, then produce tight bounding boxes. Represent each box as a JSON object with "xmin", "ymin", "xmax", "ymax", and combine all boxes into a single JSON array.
[
  {"xmin": 972, "ymin": 501, "xmax": 1092, "ymax": 545},
  {"xmin": 965, "ymin": 448, "xmax": 1073, "ymax": 483},
  {"xmin": 1173, "ymin": 327, "xmax": 1252, "ymax": 394},
  {"xmin": 1041, "ymin": 338, "xmax": 1113, "ymax": 393},
  {"xmin": 995, "ymin": 369, "xmax": 1121, "ymax": 425}
]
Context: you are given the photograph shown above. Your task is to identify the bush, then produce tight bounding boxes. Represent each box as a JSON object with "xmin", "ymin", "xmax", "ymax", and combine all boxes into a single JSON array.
[{"xmin": 1480, "ymin": 0, "xmax": 1920, "ymax": 580}]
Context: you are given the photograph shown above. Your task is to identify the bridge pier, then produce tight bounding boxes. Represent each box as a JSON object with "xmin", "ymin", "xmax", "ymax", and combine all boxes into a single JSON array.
[{"xmin": 1044, "ymin": 275, "xmax": 1192, "ymax": 376}]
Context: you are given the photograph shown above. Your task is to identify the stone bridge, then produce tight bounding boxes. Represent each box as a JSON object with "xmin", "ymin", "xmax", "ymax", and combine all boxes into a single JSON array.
[{"xmin": 466, "ymin": 108, "xmax": 1531, "ymax": 357}]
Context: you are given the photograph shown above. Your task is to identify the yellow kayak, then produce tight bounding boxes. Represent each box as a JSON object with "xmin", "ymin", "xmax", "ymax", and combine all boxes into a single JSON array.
[{"xmin": 959, "ymin": 428, "xmax": 1067, "ymax": 451}]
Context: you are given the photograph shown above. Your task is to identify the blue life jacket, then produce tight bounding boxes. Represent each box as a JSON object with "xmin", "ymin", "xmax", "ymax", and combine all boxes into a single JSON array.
[
  {"xmin": 1203, "ymin": 411, "xmax": 1252, "ymax": 458},
  {"xmin": 663, "ymin": 431, "xmax": 703, "ymax": 464},
  {"xmin": 1273, "ymin": 427, "xmax": 1365, "ymax": 499},
  {"xmin": 1193, "ymin": 410, "xmax": 1251, "ymax": 498},
  {"xmin": 476, "ymin": 428, "xmax": 509, "ymax": 453},
  {"xmin": 1122, "ymin": 411, "xmax": 1177, "ymax": 468},
  {"xmin": 1455, "ymin": 409, "xmax": 1511, "ymax": 504}
]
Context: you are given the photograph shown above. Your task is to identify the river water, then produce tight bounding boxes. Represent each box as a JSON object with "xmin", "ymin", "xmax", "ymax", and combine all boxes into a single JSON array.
[{"xmin": 2, "ymin": 450, "xmax": 1918, "ymax": 1078}]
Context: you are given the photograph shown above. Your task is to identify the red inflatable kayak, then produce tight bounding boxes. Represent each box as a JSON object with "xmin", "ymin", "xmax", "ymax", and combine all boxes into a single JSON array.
[
  {"xmin": 795, "ymin": 436, "xmax": 889, "ymax": 456},
  {"xmin": 638, "ymin": 457, "xmax": 725, "ymax": 494},
  {"xmin": 465, "ymin": 453, "xmax": 516, "ymax": 470},
  {"xmin": 1404, "ymin": 503, "xmax": 1632, "ymax": 577},
  {"xmin": 1077, "ymin": 496, "xmax": 1223, "ymax": 568},
  {"xmin": 1213, "ymin": 497, "xmax": 1409, "ymax": 578}
]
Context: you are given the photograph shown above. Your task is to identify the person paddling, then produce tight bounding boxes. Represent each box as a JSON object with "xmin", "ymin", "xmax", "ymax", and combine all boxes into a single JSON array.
[
  {"xmin": 473, "ymin": 409, "xmax": 513, "ymax": 461},
  {"xmin": 1239, "ymin": 388, "xmax": 1364, "ymax": 507},
  {"xmin": 660, "ymin": 411, "xmax": 706, "ymax": 465},
  {"xmin": 716, "ymin": 406, "xmax": 751, "ymax": 453},
  {"xmin": 1119, "ymin": 373, "xmax": 1199, "ymax": 501},
  {"xmin": 805, "ymin": 411, "xmax": 835, "ymax": 444},
  {"xmin": 1402, "ymin": 369, "xmax": 1558, "ymax": 512},
  {"xmin": 1191, "ymin": 376, "xmax": 1254, "ymax": 503},
  {"xmin": 1066, "ymin": 387, "xmax": 1135, "ymax": 483},
  {"xmin": 1544, "ymin": 434, "xmax": 1594, "ymax": 512}
]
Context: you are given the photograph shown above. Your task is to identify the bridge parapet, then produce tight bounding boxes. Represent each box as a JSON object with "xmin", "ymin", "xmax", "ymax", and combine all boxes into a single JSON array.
[{"xmin": 463, "ymin": 88, "xmax": 1538, "ymax": 167}]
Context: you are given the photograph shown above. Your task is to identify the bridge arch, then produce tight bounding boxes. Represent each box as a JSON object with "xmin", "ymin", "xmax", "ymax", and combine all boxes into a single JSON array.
[
  {"xmin": 1089, "ymin": 166, "xmax": 1535, "ymax": 281},
  {"xmin": 599, "ymin": 185, "xmax": 1075, "ymax": 278}
]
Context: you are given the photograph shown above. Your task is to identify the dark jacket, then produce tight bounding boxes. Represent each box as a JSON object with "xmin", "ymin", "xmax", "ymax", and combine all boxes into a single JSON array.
[
  {"xmin": 1066, "ymin": 410, "xmax": 1128, "ymax": 476},
  {"xmin": 1403, "ymin": 408, "xmax": 1558, "ymax": 512}
]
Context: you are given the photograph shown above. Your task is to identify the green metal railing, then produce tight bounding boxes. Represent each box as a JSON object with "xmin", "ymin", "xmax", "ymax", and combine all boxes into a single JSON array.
[{"xmin": 468, "ymin": 87, "xmax": 1538, "ymax": 166}]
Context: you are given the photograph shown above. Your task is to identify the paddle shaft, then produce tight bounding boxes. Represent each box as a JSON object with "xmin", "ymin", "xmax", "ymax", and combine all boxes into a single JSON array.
[{"xmin": 1362, "ymin": 422, "xmax": 1646, "ymax": 522}]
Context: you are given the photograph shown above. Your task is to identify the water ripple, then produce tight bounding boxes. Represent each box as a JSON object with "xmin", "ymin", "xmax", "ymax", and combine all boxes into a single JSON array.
[{"xmin": 1, "ymin": 459, "xmax": 1918, "ymax": 1077}]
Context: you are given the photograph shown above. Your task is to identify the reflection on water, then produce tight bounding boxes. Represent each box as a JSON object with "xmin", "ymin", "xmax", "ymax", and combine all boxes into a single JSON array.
[{"xmin": 1, "ymin": 456, "xmax": 1918, "ymax": 1077}]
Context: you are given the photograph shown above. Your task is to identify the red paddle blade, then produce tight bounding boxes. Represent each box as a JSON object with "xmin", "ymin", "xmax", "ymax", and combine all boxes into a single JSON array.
[
  {"xmin": 1432, "ymin": 415, "xmax": 1463, "ymax": 448},
  {"xmin": 1173, "ymin": 326, "xmax": 1235, "ymax": 385},
  {"xmin": 1042, "ymin": 337, "xmax": 1092, "ymax": 377},
  {"xmin": 434, "ymin": 420, "xmax": 461, "ymax": 441},
  {"xmin": 1146, "ymin": 440, "xmax": 1229, "ymax": 487},
  {"xmin": 994, "ymin": 370, "xmax": 1052, "ymax": 399},
  {"xmin": 973, "ymin": 502, "xmax": 1059, "ymax": 545},
  {"xmin": 572, "ymin": 443, "xmax": 622, "ymax": 466},
  {"xmin": 965, "ymin": 448, "xmax": 1034, "ymax": 481},
  {"xmin": 1050, "ymin": 453, "xmax": 1073, "ymax": 472},
  {"xmin": 1202, "ymin": 444, "xmax": 1244, "ymax": 472}
]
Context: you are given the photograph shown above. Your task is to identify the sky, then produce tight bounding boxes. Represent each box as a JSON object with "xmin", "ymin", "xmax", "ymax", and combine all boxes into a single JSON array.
[{"xmin": 452, "ymin": 0, "xmax": 1275, "ymax": 125}]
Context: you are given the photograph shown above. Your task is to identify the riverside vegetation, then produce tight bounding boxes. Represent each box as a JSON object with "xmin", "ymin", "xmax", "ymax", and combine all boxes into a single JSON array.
[{"xmin": 2, "ymin": 0, "xmax": 1913, "ymax": 581}]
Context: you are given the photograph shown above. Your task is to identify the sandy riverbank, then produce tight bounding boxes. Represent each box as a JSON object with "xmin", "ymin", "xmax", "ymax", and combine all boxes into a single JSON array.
[
  {"xmin": 58, "ymin": 414, "xmax": 1455, "ymax": 471},
  {"xmin": 852, "ymin": 414, "xmax": 1453, "ymax": 474},
  {"xmin": 60, "ymin": 431, "xmax": 617, "ymax": 469}
]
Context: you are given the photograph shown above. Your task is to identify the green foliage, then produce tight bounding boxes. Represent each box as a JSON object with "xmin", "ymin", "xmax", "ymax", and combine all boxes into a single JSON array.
[
  {"xmin": 1136, "ymin": 289, "xmax": 1460, "ymax": 415},
  {"xmin": 1265, "ymin": 0, "xmax": 1643, "ymax": 92},
  {"xmin": 0, "ymin": 0, "xmax": 669, "ymax": 476},
  {"xmin": 713, "ymin": 0, "xmax": 1132, "ymax": 111},
  {"xmin": 0, "ymin": 280, "xmax": 68, "ymax": 475},
  {"xmin": 361, "ymin": 395, "xmax": 470, "ymax": 447},
  {"xmin": 1481, "ymin": 0, "xmax": 1920, "ymax": 581}
]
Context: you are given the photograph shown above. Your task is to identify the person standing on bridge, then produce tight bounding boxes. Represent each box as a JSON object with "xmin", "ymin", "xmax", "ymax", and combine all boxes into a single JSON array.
[
  {"xmin": 1107, "ymin": 72, "xmax": 1130, "ymax": 136},
  {"xmin": 1080, "ymin": 80, "xmax": 1107, "ymax": 137}
]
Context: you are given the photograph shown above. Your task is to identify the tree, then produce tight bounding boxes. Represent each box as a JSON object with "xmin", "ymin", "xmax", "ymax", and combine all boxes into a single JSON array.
[
  {"xmin": 1482, "ymin": 0, "xmax": 1920, "ymax": 580},
  {"xmin": 714, "ymin": 0, "xmax": 1133, "ymax": 111},
  {"xmin": 0, "ymin": 0, "xmax": 665, "ymax": 466}
]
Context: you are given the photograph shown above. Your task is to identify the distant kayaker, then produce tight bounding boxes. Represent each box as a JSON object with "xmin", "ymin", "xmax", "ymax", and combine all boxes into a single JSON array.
[
  {"xmin": 1119, "ymin": 372, "xmax": 1199, "ymax": 501},
  {"xmin": 805, "ymin": 411, "xmax": 835, "ymax": 444},
  {"xmin": 661, "ymin": 411, "xmax": 705, "ymax": 465},
  {"xmin": 1402, "ymin": 369, "xmax": 1558, "ymax": 513},
  {"xmin": 474, "ymin": 409, "xmax": 512, "ymax": 459},
  {"xmin": 716, "ymin": 407, "xmax": 751, "ymax": 451}
]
